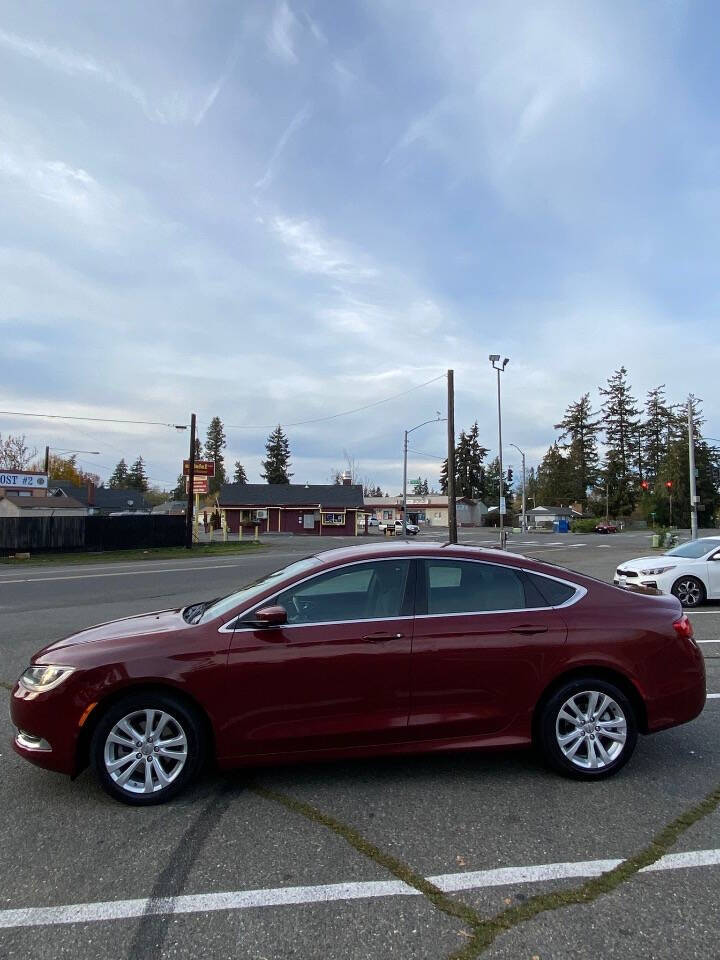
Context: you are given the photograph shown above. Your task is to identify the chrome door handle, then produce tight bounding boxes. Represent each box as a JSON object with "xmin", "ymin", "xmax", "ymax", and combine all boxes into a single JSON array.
[
  {"xmin": 362, "ymin": 632, "xmax": 404, "ymax": 642},
  {"xmin": 511, "ymin": 625, "xmax": 548, "ymax": 635}
]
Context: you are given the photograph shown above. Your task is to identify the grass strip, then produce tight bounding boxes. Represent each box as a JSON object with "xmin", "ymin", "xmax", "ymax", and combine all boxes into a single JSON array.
[
  {"xmin": 255, "ymin": 779, "xmax": 720, "ymax": 960},
  {"xmin": 0, "ymin": 542, "xmax": 263, "ymax": 566},
  {"xmin": 252, "ymin": 785, "xmax": 478, "ymax": 928},
  {"xmin": 448, "ymin": 780, "xmax": 720, "ymax": 959}
]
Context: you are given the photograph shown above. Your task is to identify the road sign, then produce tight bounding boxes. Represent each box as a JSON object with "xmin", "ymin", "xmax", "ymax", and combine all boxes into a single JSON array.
[
  {"xmin": 185, "ymin": 476, "xmax": 209, "ymax": 494},
  {"xmin": 499, "ymin": 496, "xmax": 507, "ymax": 515},
  {"xmin": 183, "ymin": 460, "xmax": 215, "ymax": 477},
  {"xmin": 0, "ymin": 471, "xmax": 48, "ymax": 489},
  {"xmin": 408, "ymin": 478, "xmax": 421, "ymax": 486}
]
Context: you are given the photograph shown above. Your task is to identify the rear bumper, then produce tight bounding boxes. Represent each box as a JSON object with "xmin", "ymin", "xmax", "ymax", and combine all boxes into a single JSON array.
[{"xmin": 644, "ymin": 655, "xmax": 707, "ymax": 733}]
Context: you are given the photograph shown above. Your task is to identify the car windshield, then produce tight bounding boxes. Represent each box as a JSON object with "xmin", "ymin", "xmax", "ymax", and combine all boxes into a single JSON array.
[
  {"xmin": 196, "ymin": 556, "xmax": 322, "ymax": 623},
  {"xmin": 666, "ymin": 538, "xmax": 720, "ymax": 559}
]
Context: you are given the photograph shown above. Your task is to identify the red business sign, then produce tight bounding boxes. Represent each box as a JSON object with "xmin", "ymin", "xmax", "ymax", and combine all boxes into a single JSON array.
[
  {"xmin": 183, "ymin": 460, "xmax": 215, "ymax": 477},
  {"xmin": 185, "ymin": 476, "xmax": 209, "ymax": 495}
]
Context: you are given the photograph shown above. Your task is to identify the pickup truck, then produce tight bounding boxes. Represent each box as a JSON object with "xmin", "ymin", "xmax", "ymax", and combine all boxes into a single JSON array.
[{"xmin": 378, "ymin": 519, "xmax": 419, "ymax": 536}]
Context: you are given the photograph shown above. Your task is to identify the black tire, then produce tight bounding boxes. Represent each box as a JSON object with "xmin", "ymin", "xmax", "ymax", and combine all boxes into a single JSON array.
[
  {"xmin": 671, "ymin": 576, "xmax": 706, "ymax": 609},
  {"xmin": 90, "ymin": 691, "xmax": 206, "ymax": 806},
  {"xmin": 539, "ymin": 677, "xmax": 637, "ymax": 780}
]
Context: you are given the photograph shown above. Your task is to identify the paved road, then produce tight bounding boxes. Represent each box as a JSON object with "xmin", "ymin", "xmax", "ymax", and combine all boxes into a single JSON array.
[{"xmin": 0, "ymin": 531, "xmax": 718, "ymax": 959}]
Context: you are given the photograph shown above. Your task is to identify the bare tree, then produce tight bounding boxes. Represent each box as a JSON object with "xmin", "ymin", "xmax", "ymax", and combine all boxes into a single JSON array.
[{"xmin": 0, "ymin": 433, "xmax": 37, "ymax": 470}]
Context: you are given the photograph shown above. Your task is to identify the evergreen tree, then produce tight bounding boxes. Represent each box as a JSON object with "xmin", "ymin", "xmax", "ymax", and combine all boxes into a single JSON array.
[
  {"xmin": 535, "ymin": 444, "xmax": 574, "ymax": 505},
  {"xmin": 440, "ymin": 422, "xmax": 488, "ymax": 498},
  {"xmin": 412, "ymin": 478, "xmax": 430, "ymax": 495},
  {"xmin": 108, "ymin": 458, "xmax": 130, "ymax": 488},
  {"xmin": 173, "ymin": 474, "xmax": 186, "ymax": 500},
  {"xmin": 485, "ymin": 457, "xmax": 515, "ymax": 511},
  {"xmin": 599, "ymin": 367, "xmax": 640, "ymax": 513},
  {"xmin": 127, "ymin": 456, "xmax": 149, "ymax": 492},
  {"xmin": 204, "ymin": 416, "xmax": 227, "ymax": 495},
  {"xmin": 554, "ymin": 393, "xmax": 600, "ymax": 507},
  {"xmin": 233, "ymin": 461, "xmax": 248, "ymax": 484},
  {"xmin": 262, "ymin": 425, "xmax": 293, "ymax": 483},
  {"xmin": 642, "ymin": 385, "xmax": 672, "ymax": 484},
  {"xmin": 526, "ymin": 466, "xmax": 538, "ymax": 508}
]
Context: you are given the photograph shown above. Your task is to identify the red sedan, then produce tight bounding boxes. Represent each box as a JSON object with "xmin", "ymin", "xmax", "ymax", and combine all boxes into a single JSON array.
[{"xmin": 11, "ymin": 544, "xmax": 705, "ymax": 805}]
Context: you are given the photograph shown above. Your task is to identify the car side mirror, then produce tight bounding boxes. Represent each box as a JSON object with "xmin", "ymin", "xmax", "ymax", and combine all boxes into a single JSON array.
[{"xmin": 253, "ymin": 605, "xmax": 288, "ymax": 627}]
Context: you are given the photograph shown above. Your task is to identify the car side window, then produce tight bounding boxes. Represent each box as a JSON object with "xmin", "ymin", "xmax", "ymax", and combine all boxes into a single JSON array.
[
  {"xmin": 271, "ymin": 560, "xmax": 411, "ymax": 625},
  {"xmin": 424, "ymin": 560, "xmax": 527, "ymax": 614},
  {"xmin": 524, "ymin": 573, "xmax": 577, "ymax": 606}
]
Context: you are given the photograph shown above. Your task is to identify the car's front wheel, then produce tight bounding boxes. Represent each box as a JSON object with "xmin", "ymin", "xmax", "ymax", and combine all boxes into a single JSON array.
[
  {"xmin": 539, "ymin": 678, "xmax": 637, "ymax": 780},
  {"xmin": 90, "ymin": 691, "xmax": 205, "ymax": 805},
  {"xmin": 671, "ymin": 576, "xmax": 706, "ymax": 608}
]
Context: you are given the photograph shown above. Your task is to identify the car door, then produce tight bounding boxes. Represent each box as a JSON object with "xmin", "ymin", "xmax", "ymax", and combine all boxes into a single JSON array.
[
  {"xmin": 707, "ymin": 548, "xmax": 720, "ymax": 598},
  {"xmin": 408, "ymin": 558, "xmax": 568, "ymax": 742},
  {"xmin": 222, "ymin": 557, "xmax": 415, "ymax": 759}
]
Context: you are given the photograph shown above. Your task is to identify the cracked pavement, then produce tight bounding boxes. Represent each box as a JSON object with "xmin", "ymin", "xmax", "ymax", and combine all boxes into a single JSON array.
[{"xmin": 1, "ymin": 530, "xmax": 718, "ymax": 959}]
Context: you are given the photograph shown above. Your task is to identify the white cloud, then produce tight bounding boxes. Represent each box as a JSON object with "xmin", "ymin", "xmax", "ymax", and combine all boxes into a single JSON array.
[
  {"xmin": 254, "ymin": 102, "xmax": 312, "ymax": 189},
  {"xmin": 0, "ymin": 27, "xmax": 150, "ymax": 114},
  {"xmin": 270, "ymin": 216, "xmax": 378, "ymax": 281},
  {"xmin": 267, "ymin": 2, "xmax": 299, "ymax": 64}
]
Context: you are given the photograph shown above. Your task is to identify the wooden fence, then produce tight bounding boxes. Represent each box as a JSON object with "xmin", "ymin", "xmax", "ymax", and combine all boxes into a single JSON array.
[{"xmin": 0, "ymin": 515, "xmax": 185, "ymax": 554}]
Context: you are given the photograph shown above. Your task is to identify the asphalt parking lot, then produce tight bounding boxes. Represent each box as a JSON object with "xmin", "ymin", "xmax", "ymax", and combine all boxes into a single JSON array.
[{"xmin": 1, "ymin": 529, "xmax": 718, "ymax": 959}]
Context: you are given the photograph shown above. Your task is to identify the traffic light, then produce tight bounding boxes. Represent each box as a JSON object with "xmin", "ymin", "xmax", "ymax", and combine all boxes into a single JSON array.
[
  {"xmin": 507, "ymin": 468, "xmax": 513, "ymax": 484},
  {"xmin": 666, "ymin": 480, "xmax": 673, "ymax": 490},
  {"xmin": 641, "ymin": 480, "xmax": 649, "ymax": 491}
]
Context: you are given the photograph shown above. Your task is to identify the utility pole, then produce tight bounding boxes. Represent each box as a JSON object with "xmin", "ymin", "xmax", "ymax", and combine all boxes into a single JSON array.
[
  {"xmin": 185, "ymin": 413, "xmax": 196, "ymax": 549},
  {"xmin": 447, "ymin": 369, "xmax": 457, "ymax": 543},
  {"xmin": 688, "ymin": 397, "xmax": 698, "ymax": 540},
  {"xmin": 510, "ymin": 443, "xmax": 526, "ymax": 531},
  {"xmin": 402, "ymin": 428, "xmax": 408, "ymax": 537},
  {"xmin": 44, "ymin": 445, "xmax": 49, "ymax": 475}
]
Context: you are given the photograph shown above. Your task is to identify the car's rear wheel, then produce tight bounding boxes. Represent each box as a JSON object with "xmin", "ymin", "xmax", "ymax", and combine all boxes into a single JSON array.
[
  {"xmin": 539, "ymin": 678, "xmax": 637, "ymax": 780},
  {"xmin": 671, "ymin": 576, "xmax": 706, "ymax": 608},
  {"xmin": 90, "ymin": 691, "xmax": 205, "ymax": 805}
]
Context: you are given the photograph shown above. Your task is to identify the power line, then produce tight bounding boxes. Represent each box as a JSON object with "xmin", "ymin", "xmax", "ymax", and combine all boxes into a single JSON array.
[
  {"xmin": 0, "ymin": 410, "xmax": 187, "ymax": 428},
  {"xmin": 226, "ymin": 373, "xmax": 446, "ymax": 429},
  {"xmin": 408, "ymin": 448, "xmax": 445, "ymax": 460}
]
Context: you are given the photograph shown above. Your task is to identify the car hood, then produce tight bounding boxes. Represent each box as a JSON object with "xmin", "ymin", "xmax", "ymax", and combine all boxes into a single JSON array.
[
  {"xmin": 41, "ymin": 608, "xmax": 186, "ymax": 652},
  {"xmin": 617, "ymin": 555, "xmax": 681, "ymax": 571}
]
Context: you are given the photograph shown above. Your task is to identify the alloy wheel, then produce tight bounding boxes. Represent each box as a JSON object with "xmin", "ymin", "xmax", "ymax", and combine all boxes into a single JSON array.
[
  {"xmin": 674, "ymin": 579, "xmax": 703, "ymax": 607},
  {"xmin": 555, "ymin": 690, "xmax": 627, "ymax": 770},
  {"xmin": 103, "ymin": 708, "xmax": 188, "ymax": 795}
]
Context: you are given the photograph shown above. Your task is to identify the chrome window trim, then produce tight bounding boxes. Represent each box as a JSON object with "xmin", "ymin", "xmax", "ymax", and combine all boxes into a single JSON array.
[
  {"xmin": 218, "ymin": 554, "xmax": 587, "ymax": 632},
  {"xmin": 218, "ymin": 556, "xmax": 413, "ymax": 633},
  {"xmin": 519, "ymin": 568, "xmax": 588, "ymax": 609}
]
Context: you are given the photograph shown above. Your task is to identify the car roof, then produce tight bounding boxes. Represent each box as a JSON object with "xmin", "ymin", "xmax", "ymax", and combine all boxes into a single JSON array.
[{"xmin": 306, "ymin": 542, "xmax": 528, "ymax": 565}]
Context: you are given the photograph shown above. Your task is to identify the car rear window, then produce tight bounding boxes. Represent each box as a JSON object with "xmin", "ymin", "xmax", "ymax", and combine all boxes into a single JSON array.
[{"xmin": 525, "ymin": 573, "xmax": 577, "ymax": 607}]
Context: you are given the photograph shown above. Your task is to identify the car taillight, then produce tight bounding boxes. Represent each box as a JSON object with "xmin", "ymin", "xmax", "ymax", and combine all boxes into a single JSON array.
[{"xmin": 673, "ymin": 615, "xmax": 694, "ymax": 641}]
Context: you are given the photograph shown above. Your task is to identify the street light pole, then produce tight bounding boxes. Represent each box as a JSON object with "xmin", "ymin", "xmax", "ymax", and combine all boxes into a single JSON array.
[
  {"xmin": 402, "ymin": 415, "xmax": 445, "ymax": 538},
  {"xmin": 489, "ymin": 356, "xmax": 509, "ymax": 547},
  {"xmin": 509, "ymin": 443, "xmax": 526, "ymax": 531}
]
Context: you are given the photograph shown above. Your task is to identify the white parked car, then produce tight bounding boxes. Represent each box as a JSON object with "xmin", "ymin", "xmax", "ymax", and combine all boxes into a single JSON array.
[
  {"xmin": 614, "ymin": 536, "xmax": 720, "ymax": 607},
  {"xmin": 378, "ymin": 519, "xmax": 419, "ymax": 536}
]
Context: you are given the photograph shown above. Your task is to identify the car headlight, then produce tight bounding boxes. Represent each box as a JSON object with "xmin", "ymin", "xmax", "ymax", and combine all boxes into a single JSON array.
[
  {"xmin": 639, "ymin": 566, "xmax": 674, "ymax": 576},
  {"xmin": 19, "ymin": 665, "xmax": 75, "ymax": 692}
]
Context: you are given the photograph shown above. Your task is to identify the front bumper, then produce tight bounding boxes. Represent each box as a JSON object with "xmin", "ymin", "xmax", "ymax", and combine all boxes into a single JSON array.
[{"xmin": 10, "ymin": 682, "xmax": 85, "ymax": 775}]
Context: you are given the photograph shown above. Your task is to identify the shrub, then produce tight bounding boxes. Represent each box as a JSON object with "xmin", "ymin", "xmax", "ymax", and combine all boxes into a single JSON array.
[{"xmin": 571, "ymin": 518, "xmax": 604, "ymax": 533}]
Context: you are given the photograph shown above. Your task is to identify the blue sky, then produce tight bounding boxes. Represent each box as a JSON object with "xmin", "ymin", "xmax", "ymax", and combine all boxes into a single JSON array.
[{"xmin": 1, "ymin": 0, "xmax": 719, "ymax": 491}]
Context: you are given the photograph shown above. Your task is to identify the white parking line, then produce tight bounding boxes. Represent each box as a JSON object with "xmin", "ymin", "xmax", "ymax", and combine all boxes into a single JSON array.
[
  {"xmin": 707, "ymin": 693, "xmax": 720, "ymax": 699},
  {"xmin": 0, "ymin": 848, "xmax": 717, "ymax": 929}
]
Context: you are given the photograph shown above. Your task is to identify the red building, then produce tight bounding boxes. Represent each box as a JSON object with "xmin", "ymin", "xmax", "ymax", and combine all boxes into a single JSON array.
[{"xmin": 218, "ymin": 482, "xmax": 364, "ymax": 536}]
